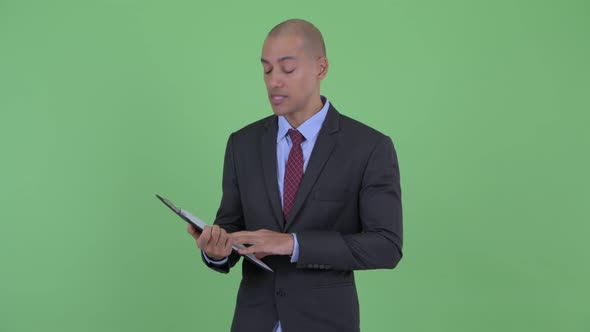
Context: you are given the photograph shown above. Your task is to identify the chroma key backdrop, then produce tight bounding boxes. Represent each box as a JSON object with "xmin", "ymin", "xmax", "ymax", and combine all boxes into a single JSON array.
[{"xmin": 1, "ymin": 0, "xmax": 588, "ymax": 331}]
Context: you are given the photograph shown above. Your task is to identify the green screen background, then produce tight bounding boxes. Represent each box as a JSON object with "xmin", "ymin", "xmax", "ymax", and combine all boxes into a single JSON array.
[{"xmin": 1, "ymin": 0, "xmax": 588, "ymax": 331}]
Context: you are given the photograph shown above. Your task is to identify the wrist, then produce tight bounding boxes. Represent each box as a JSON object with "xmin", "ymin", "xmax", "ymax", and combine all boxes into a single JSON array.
[
  {"xmin": 287, "ymin": 233, "xmax": 294, "ymax": 256},
  {"xmin": 205, "ymin": 252, "xmax": 226, "ymax": 261}
]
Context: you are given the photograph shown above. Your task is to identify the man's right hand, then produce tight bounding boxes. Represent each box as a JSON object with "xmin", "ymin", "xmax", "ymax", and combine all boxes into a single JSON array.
[{"xmin": 187, "ymin": 224, "xmax": 233, "ymax": 261}]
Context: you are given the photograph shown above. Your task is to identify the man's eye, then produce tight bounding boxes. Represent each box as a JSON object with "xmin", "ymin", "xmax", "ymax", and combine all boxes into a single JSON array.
[
  {"xmin": 264, "ymin": 69, "xmax": 272, "ymax": 74},
  {"xmin": 284, "ymin": 69, "xmax": 295, "ymax": 74}
]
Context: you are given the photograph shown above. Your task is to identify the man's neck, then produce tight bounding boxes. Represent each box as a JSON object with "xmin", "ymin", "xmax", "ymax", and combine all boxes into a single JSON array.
[{"xmin": 284, "ymin": 96, "xmax": 324, "ymax": 128}]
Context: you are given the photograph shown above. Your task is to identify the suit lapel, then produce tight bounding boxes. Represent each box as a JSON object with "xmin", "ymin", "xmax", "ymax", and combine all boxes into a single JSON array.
[
  {"xmin": 260, "ymin": 116, "xmax": 285, "ymax": 229},
  {"xmin": 285, "ymin": 105, "xmax": 341, "ymax": 230}
]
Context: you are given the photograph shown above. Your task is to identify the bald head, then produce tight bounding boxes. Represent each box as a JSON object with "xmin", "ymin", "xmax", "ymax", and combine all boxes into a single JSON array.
[
  {"xmin": 261, "ymin": 19, "xmax": 329, "ymax": 122},
  {"xmin": 267, "ymin": 19, "xmax": 326, "ymax": 58}
]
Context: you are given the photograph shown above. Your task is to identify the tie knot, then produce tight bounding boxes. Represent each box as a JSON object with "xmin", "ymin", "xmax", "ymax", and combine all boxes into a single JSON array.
[{"xmin": 288, "ymin": 129, "xmax": 304, "ymax": 145}]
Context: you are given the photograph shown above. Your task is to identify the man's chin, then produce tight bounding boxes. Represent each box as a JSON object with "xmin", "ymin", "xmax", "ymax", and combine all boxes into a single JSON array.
[{"xmin": 270, "ymin": 105, "xmax": 291, "ymax": 116}]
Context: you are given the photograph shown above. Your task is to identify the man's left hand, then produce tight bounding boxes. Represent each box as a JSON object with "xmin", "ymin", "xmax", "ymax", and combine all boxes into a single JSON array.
[{"xmin": 230, "ymin": 229, "xmax": 294, "ymax": 259}]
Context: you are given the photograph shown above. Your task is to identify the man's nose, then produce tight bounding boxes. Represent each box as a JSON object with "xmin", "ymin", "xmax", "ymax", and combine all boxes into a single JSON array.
[{"xmin": 267, "ymin": 73, "xmax": 284, "ymax": 89}]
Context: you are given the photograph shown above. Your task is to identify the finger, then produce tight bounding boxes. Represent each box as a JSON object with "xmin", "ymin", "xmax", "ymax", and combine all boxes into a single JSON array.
[
  {"xmin": 255, "ymin": 252, "xmax": 268, "ymax": 259},
  {"xmin": 187, "ymin": 224, "xmax": 200, "ymax": 239},
  {"xmin": 211, "ymin": 225, "xmax": 221, "ymax": 247},
  {"xmin": 238, "ymin": 245, "xmax": 261, "ymax": 255},
  {"xmin": 204, "ymin": 226, "xmax": 214, "ymax": 245},
  {"xmin": 219, "ymin": 228, "xmax": 229, "ymax": 245},
  {"xmin": 230, "ymin": 232, "xmax": 256, "ymax": 244},
  {"xmin": 228, "ymin": 231, "xmax": 245, "ymax": 241},
  {"xmin": 223, "ymin": 235, "xmax": 233, "ymax": 256},
  {"xmin": 197, "ymin": 226, "xmax": 211, "ymax": 248}
]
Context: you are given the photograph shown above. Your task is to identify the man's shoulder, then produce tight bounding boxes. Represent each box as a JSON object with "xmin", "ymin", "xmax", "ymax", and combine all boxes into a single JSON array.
[
  {"xmin": 229, "ymin": 114, "xmax": 275, "ymax": 141},
  {"xmin": 338, "ymin": 112, "xmax": 390, "ymax": 142}
]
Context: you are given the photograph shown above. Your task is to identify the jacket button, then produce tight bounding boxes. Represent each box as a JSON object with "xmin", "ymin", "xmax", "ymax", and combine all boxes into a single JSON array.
[{"xmin": 275, "ymin": 289, "xmax": 286, "ymax": 297}]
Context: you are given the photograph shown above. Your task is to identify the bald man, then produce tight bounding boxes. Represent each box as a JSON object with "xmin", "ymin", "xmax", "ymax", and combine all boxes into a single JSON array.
[{"xmin": 188, "ymin": 19, "xmax": 403, "ymax": 332}]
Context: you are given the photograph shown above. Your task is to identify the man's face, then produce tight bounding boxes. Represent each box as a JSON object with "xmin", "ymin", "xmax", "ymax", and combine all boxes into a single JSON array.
[{"xmin": 261, "ymin": 35, "xmax": 320, "ymax": 116}]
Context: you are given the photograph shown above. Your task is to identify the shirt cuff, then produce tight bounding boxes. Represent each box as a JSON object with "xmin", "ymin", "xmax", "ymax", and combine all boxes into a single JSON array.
[
  {"xmin": 290, "ymin": 233, "xmax": 299, "ymax": 263},
  {"xmin": 202, "ymin": 251, "xmax": 228, "ymax": 265}
]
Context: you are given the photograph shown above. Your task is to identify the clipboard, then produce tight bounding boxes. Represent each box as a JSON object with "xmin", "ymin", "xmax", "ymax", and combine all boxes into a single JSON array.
[{"xmin": 156, "ymin": 194, "xmax": 273, "ymax": 272}]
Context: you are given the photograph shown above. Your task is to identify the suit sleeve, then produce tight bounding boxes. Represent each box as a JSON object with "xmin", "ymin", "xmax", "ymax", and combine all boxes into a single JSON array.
[
  {"xmin": 295, "ymin": 136, "xmax": 403, "ymax": 271},
  {"xmin": 201, "ymin": 133, "xmax": 244, "ymax": 273}
]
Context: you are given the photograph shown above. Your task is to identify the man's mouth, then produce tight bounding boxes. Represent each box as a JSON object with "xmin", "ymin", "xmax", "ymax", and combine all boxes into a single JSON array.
[{"xmin": 270, "ymin": 95, "xmax": 287, "ymax": 105}]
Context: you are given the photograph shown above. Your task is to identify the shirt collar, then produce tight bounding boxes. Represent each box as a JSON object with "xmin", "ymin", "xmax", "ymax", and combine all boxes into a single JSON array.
[{"xmin": 277, "ymin": 96, "xmax": 331, "ymax": 143}]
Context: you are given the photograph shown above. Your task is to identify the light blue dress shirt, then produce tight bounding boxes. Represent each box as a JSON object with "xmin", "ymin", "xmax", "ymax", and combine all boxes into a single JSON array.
[
  {"xmin": 276, "ymin": 97, "xmax": 330, "ymax": 262},
  {"xmin": 204, "ymin": 97, "xmax": 331, "ymax": 332}
]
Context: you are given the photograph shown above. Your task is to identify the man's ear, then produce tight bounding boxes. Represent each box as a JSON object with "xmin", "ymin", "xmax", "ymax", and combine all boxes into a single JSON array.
[{"xmin": 318, "ymin": 56, "xmax": 329, "ymax": 80}]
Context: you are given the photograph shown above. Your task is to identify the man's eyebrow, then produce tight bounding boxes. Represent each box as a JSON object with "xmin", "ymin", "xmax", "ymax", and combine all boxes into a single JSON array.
[{"xmin": 260, "ymin": 56, "xmax": 297, "ymax": 63}]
